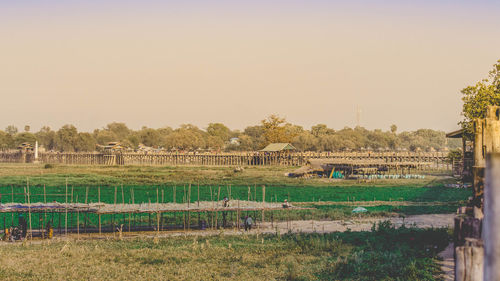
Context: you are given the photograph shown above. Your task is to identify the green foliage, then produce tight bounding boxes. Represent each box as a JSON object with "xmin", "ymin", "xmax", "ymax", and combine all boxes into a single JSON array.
[
  {"xmin": 0, "ymin": 119, "xmax": 458, "ymax": 152},
  {"xmin": 0, "ymin": 131, "xmax": 13, "ymax": 149},
  {"xmin": 320, "ymin": 222, "xmax": 449, "ymax": 280},
  {"xmin": 138, "ymin": 127, "xmax": 161, "ymax": 147},
  {"xmin": 261, "ymin": 114, "xmax": 297, "ymax": 145},
  {"xmin": 55, "ymin": 124, "xmax": 79, "ymax": 152},
  {"xmin": 207, "ymin": 123, "xmax": 231, "ymax": 141},
  {"xmin": 461, "ymin": 59, "xmax": 500, "ymax": 135},
  {"xmin": 0, "ymin": 226, "xmax": 450, "ymax": 280},
  {"xmin": 35, "ymin": 126, "xmax": 56, "ymax": 150},
  {"xmin": 75, "ymin": 132, "xmax": 96, "ymax": 152},
  {"xmin": 13, "ymin": 132, "xmax": 36, "ymax": 147},
  {"xmin": 5, "ymin": 125, "xmax": 18, "ymax": 135}
]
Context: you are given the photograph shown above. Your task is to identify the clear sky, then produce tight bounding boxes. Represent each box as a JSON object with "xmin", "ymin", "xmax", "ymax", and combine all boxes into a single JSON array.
[{"xmin": 1, "ymin": 0, "xmax": 499, "ymax": 132}]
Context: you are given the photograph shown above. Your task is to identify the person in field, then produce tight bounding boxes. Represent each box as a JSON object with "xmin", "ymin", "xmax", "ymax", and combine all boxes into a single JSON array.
[
  {"xmin": 19, "ymin": 215, "xmax": 27, "ymax": 239},
  {"xmin": 222, "ymin": 196, "xmax": 230, "ymax": 207},
  {"xmin": 244, "ymin": 216, "xmax": 253, "ymax": 231},
  {"xmin": 282, "ymin": 199, "xmax": 291, "ymax": 208}
]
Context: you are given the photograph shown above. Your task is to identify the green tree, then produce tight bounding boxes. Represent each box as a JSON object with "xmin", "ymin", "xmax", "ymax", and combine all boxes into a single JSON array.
[
  {"xmin": 311, "ymin": 124, "xmax": 334, "ymax": 137},
  {"xmin": 138, "ymin": 127, "xmax": 161, "ymax": 147},
  {"xmin": 36, "ymin": 126, "xmax": 57, "ymax": 150},
  {"xmin": 390, "ymin": 124, "xmax": 397, "ymax": 134},
  {"xmin": 461, "ymin": 59, "xmax": 500, "ymax": 134},
  {"xmin": 105, "ymin": 122, "xmax": 131, "ymax": 140},
  {"xmin": 94, "ymin": 130, "xmax": 118, "ymax": 145},
  {"xmin": 207, "ymin": 123, "xmax": 231, "ymax": 141},
  {"xmin": 0, "ymin": 131, "xmax": 13, "ymax": 149},
  {"xmin": 164, "ymin": 125, "xmax": 206, "ymax": 150},
  {"xmin": 14, "ymin": 132, "xmax": 36, "ymax": 147},
  {"xmin": 5, "ymin": 125, "xmax": 18, "ymax": 135},
  {"xmin": 75, "ymin": 133, "xmax": 96, "ymax": 152},
  {"xmin": 292, "ymin": 131, "xmax": 318, "ymax": 151},
  {"xmin": 55, "ymin": 125, "xmax": 79, "ymax": 152}
]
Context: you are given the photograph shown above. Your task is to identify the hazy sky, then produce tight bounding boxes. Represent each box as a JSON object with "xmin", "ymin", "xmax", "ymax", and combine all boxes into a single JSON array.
[{"xmin": 1, "ymin": 0, "xmax": 499, "ymax": 133}]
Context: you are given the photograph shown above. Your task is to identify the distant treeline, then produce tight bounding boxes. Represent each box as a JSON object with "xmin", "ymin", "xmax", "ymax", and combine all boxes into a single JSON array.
[{"xmin": 0, "ymin": 115, "xmax": 460, "ymax": 152}]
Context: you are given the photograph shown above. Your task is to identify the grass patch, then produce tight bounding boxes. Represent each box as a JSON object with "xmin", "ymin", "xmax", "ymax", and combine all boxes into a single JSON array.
[
  {"xmin": 0, "ymin": 163, "xmax": 455, "ymax": 188},
  {"xmin": 0, "ymin": 184, "xmax": 470, "ymax": 205},
  {"xmin": 0, "ymin": 222, "xmax": 450, "ymax": 280}
]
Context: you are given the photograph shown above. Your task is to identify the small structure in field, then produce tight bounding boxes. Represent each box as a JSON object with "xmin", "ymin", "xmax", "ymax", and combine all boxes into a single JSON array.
[
  {"xmin": 97, "ymin": 142, "xmax": 127, "ymax": 152},
  {"xmin": 260, "ymin": 143, "xmax": 296, "ymax": 152},
  {"xmin": 17, "ymin": 142, "xmax": 34, "ymax": 152},
  {"xmin": 289, "ymin": 158, "xmax": 428, "ymax": 179},
  {"xmin": 446, "ymin": 129, "xmax": 473, "ymax": 181}
]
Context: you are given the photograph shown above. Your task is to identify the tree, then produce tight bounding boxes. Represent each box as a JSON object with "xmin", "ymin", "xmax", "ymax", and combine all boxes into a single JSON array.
[
  {"xmin": 95, "ymin": 130, "xmax": 118, "ymax": 145},
  {"xmin": 261, "ymin": 115, "xmax": 296, "ymax": 145},
  {"xmin": 0, "ymin": 131, "xmax": 13, "ymax": 149},
  {"xmin": 105, "ymin": 122, "xmax": 131, "ymax": 141},
  {"xmin": 390, "ymin": 124, "xmax": 397, "ymax": 134},
  {"xmin": 36, "ymin": 126, "xmax": 56, "ymax": 150},
  {"xmin": 206, "ymin": 123, "xmax": 231, "ymax": 149},
  {"xmin": 311, "ymin": 124, "xmax": 334, "ymax": 137},
  {"xmin": 138, "ymin": 127, "xmax": 161, "ymax": 147},
  {"xmin": 75, "ymin": 133, "xmax": 96, "ymax": 152},
  {"xmin": 461, "ymin": 59, "xmax": 500, "ymax": 135},
  {"xmin": 24, "ymin": 125, "xmax": 30, "ymax": 132},
  {"xmin": 14, "ymin": 132, "xmax": 36, "ymax": 147},
  {"xmin": 5, "ymin": 125, "xmax": 18, "ymax": 135},
  {"xmin": 55, "ymin": 125, "xmax": 79, "ymax": 152},
  {"xmin": 163, "ymin": 126, "xmax": 206, "ymax": 150},
  {"xmin": 292, "ymin": 131, "xmax": 318, "ymax": 151}
]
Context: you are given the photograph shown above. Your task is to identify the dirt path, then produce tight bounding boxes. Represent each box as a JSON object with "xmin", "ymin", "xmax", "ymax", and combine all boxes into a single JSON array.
[
  {"xmin": 1, "ymin": 214, "xmax": 454, "ymax": 245},
  {"xmin": 437, "ymin": 243, "xmax": 455, "ymax": 281},
  {"xmin": 257, "ymin": 213, "xmax": 454, "ymax": 234},
  {"xmin": 295, "ymin": 201, "xmax": 462, "ymax": 207},
  {"xmin": 27, "ymin": 213, "xmax": 453, "ymax": 242}
]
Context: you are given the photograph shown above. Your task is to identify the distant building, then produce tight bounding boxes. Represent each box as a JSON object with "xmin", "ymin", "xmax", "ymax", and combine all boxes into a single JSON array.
[
  {"xmin": 260, "ymin": 143, "xmax": 296, "ymax": 152},
  {"xmin": 446, "ymin": 129, "xmax": 473, "ymax": 181},
  {"xmin": 17, "ymin": 142, "xmax": 34, "ymax": 152},
  {"xmin": 229, "ymin": 137, "xmax": 240, "ymax": 145},
  {"xmin": 97, "ymin": 142, "xmax": 127, "ymax": 152}
]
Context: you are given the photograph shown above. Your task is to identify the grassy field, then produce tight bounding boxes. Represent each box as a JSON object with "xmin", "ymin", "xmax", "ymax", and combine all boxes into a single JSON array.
[
  {"xmin": 0, "ymin": 163, "xmax": 454, "ymax": 187},
  {"xmin": 0, "ymin": 163, "xmax": 470, "ymax": 229},
  {"xmin": 0, "ymin": 184, "xmax": 470, "ymax": 205},
  {"xmin": 0, "ymin": 163, "xmax": 458, "ymax": 280},
  {"xmin": 0, "ymin": 222, "xmax": 449, "ymax": 281}
]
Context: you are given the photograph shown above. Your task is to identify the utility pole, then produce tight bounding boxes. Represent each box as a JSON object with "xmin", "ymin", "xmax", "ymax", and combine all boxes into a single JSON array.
[{"xmin": 356, "ymin": 106, "xmax": 362, "ymax": 127}]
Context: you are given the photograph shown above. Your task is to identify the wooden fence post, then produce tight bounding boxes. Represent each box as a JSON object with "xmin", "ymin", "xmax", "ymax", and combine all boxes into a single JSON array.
[{"xmin": 484, "ymin": 152, "xmax": 500, "ymax": 280}]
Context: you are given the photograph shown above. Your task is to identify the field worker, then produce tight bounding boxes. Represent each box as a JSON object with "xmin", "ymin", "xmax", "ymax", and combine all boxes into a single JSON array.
[
  {"xmin": 19, "ymin": 215, "xmax": 27, "ymax": 239},
  {"xmin": 244, "ymin": 216, "xmax": 253, "ymax": 231},
  {"xmin": 223, "ymin": 196, "xmax": 230, "ymax": 207},
  {"xmin": 282, "ymin": 199, "xmax": 291, "ymax": 208},
  {"xmin": 46, "ymin": 221, "xmax": 53, "ymax": 239}
]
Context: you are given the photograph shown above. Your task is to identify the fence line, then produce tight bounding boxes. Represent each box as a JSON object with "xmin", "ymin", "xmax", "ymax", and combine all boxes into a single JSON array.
[{"xmin": 0, "ymin": 151, "xmax": 449, "ymax": 167}]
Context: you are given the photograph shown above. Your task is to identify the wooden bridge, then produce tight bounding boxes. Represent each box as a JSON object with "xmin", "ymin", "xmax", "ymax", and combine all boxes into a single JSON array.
[{"xmin": 0, "ymin": 151, "xmax": 449, "ymax": 167}]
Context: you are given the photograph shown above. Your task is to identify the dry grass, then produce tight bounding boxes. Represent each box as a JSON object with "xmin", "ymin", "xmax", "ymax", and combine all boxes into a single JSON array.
[{"xmin": 0, "ymin": 236, "xmax": 326, "ymax": 280}]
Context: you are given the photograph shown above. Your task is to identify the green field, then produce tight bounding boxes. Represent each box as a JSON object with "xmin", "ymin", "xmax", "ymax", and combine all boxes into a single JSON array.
[
  {"xmin": 0, "ymin": 184, "xmax": 470, "ymax": 205},
  {"xmin": 0, "ymin": 163, "xmax": 470, "ymax": 230},
  {"xmin": 0, "ymin": 222, "xmax": 449, "ymax": 281},
  {"xmin": 0, "ymin": 183, "xmax": 469, "ymax": 230},
  {"xmin": 0, "ymin": 163, "xmax": 454, "ymax": 187},
  {"xmin": 0, "ymin": 163, "xmax": 460, "ymax": 280}
]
